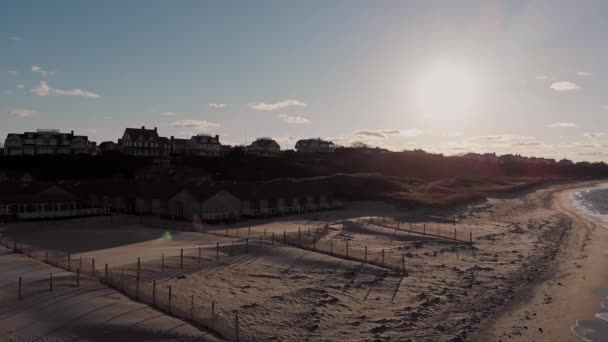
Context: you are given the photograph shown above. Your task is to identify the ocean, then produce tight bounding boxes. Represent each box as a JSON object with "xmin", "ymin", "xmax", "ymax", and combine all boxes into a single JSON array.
[
  {"xmin": 571, "ymin": 186, "xmax": 608, "ymax": 341},
  {"xmin": 571, "ymin": 186, "xmax": 608, "ymax": 227}
]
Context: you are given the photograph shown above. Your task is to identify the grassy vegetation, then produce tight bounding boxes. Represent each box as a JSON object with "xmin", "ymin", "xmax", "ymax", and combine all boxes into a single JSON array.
[{"xmin": 268, "ymin": 174, "xmax": 546, "ymax": 208}]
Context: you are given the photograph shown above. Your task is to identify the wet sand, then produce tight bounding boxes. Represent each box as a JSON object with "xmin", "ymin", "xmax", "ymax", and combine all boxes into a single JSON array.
[{"xmin": 472, "ymin": 182, "xmax": 608, "ymax": 341}]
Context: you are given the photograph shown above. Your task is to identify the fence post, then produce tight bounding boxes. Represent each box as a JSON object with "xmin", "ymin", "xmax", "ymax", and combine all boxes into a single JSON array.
[
  {"xmin": 235, "ymin": 312, "xmax": 240, "ymax": 342},
  {"xmin": 248, "ymin": 227, "xmax": 251, "ymax": 238},
  {"xmin": 68, "ymin": 253, "xmax": 71, "ymax": 271},
  {"xmin": 246, "ymin": 238, "xmax": 249, "ymax": 253},
  {"xmin": 330, "ymin": 240, "xmax": 333, "ymax": 256},
  {"xmin": 79, "ymin": 256, "xmax": 82, "ymax": 271},
  {"xmin": 92, "ymin": 258, "xmax": 95, "ymax": 275},
  {"xmin": 365, "ymin": 246, "xmax": 367, "ymax": 262},
  {"xmin": 454, "ymin": 228, "xmax": 457, "ymax": 241},
  {"xmin": 105, "ymin": 264, "xmax": 108, "ymax": 282},
  {"xmin": 18, "ymin": 277, "xmax": 22, "ymax": 300},
  {"xmin": 152, "ymin": 280, "xmax": 157, "ymax": 306},
  {"xmin": 401, "ymin": 255, "xmax": 405, "ymax": 275},
  {"xmin": 225, "ymin": 228, "xmax": 228, "ymax": 237},
  {"xmin": 283, "ymin": 230, "xmax": 286, "ymax": 244},
  {"xmin": 180, "ymin": 249, "xmax": 184, "ymax": 268},
  {"xmin": 272, "ymin": 232, "xmax": 275, "ymax": 245},
  {"xmin": 76, "ymin": 268, "xmax": 80, "ymax": 287},
  {"xmin": 50, "ymin": 273, "xmax": 53, "ymax": 292},
  {"xmin": 211, "ymin": 302, "xmax": 215, "ymax": 330},
  {"xmin": 264, "ymin": 228, "xmax": 267, "ymax": 237},
  {"xmin": 198, "ymin": 247, "xmax": 201, "ymax": 264},
  {"xmin": 161, "ymin": 253, "xmax": 165, "ymax": 272},
  {"xmin": 231, "ymin": 240, "xmax": 234, "ymax": 256},
  {"xmin": 382, "ymin": 249, "xmax": 385, "ymax": 266},
  {"xmin": 423, "ymin": 224, "xmax": 426, "ymax": 235},
  {"xmin": 298, "ymin": 227, "xmax": 301, "ymax": 240},
  {"xmin": 190, "ymin": 294, "xmax": 194, "ymax": 320},
  {"xmin": 470, "ymin": 232, "xmax": 473, "ymax": 245},
  {"xmin": 346, "ymin": 241, "xmax": 349, "ymax": 258},
  {"xmin": 136, "ymin": 278, "xmax": 140, "ymax": 300},
  {"xmin": 216, "ymin": 243, "xmax": 219, "ymax": 260},
  {"xmin": 168, "ymin": 285, "xmax": 172, "ymax": 313}
]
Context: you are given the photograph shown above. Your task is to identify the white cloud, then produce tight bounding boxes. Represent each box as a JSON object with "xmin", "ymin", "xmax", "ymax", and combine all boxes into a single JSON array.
[
  {"xmin": 208, "ymin": 103, "xmax": 226, "ymax": 109},
  {"xmin": 7, "ymin": 108, "xmax": 39, "ymax": 118},
  {"xmin": 160, "ymin": 111, "xmax": 176, "ymax": 116},
  {"xmin": 277, "ymin": 113, "xmax": 310, "ymax": 124},
  {"xmin": 31, "ymin": 65, "xmax": 49, "ymax": 77},
  {"xmin": 249, "ymin": 99, "xmax": 306, "ymax": 111},
  {"xmin": 584, "ymin": 132, "xmax": 605, "ymax": 138},
  {"xmin": 7, "ymin": 69, "xmax": 17, "ymax": 76},
  {"xmin": 576, "ymin": 71, "xmax": 592, "ymax": 76},
  {"xmin": 442, "ymin": 131, "xmax": 463, "ymax": 137},
  {"xmin": 353, "ymin": 128, "xmax": 423, "ymax": 139},
  {"xmin": 548, "ymin": 122, "xmax": 577, "ymax": 128},
  {"xmin": 170, "ymin": 119, "xmax": 219, "ymax": 130},
  {"xmin": 30, "ymin": 81, "xmax": 100, "ymax": 98},
  {"xmin": 401, "ymin": 128, "xmax": 423, "ymax": 137},
  {"xmin": 535, "ymin": 76, "xmax": 548, "ymax": 80},
  {"xmin": 354, "ymin": 130, "xmax": 385, "ymax": 139},
  {"xmin": 468, "ymin": 135, "xmax": 535, "ymax": 144},
  {"xmin": 550, "ymin": 81, "xmax": 580, "ymax": 92},
  {"xmin": 510, "ymin": 141, "xmax": 543, "ymax": 147},
  {"xmin": 16, "ymin": 84, "xmax": 24, "ymax": 89}
]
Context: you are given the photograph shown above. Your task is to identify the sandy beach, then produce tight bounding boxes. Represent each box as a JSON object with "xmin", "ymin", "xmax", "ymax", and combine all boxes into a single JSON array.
[
  {"xmin": 1, "ymin": 181, "xmax": 607, "ymax": 340},
  {"xmin": 472, "ymin": 181, "xmax": 608, "ymax": 341}
]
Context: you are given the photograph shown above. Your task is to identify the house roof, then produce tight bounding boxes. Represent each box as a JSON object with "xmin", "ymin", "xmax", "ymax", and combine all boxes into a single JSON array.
[
  {"xmin": 64, "ymin": 180, "xmax": 182, "ymax": 200},
  {"xmin": 249, "ymin": 138, "xmax": 280, "ymax": 149},
  {"xmin": 0, "ymin": 183, "xmax": 80, "ymax": 204},
  {"xmin": 98, "ymin": 141, "xmax": 116, "ymax": 149},
  {"xmin": 191, "ymin": 134, "xmax": 220, "ymax": 144},
  {"xmin": 123, "ymin": 127, "xmax": 159, "ymax": 141},
  {"xmin": 295, "ymin": 138, "xmax": 334, "ymax": 148}
]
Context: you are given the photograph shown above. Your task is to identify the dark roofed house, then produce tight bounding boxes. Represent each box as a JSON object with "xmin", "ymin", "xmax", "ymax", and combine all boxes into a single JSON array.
[
  {"xmin": 0, "ymin": 182, "xmax": 95, "ymax": 219},
  {"xmin": 4, "ymin": 129, "xmax": 94, "ymax": 156},
  {"xmin": 295, "ymin": 138, "xmax": 335, "ymax": 153},
  {"xmin": 121, "ymin": 126, "xmax": 168, "ymax": 157},
  {"xmin": 247, "ymin": 137, "xmax": 280, "ymax": 157},
  {"xmin": 189, "ymin": 134, "xmax": 222, "ymax": 157},
  {"xmin": 170, "ymin": 136, "xmax": 190, "ymax": 156},
  {"xmin": 168, "ymin": 184, "xmax": 241, "ymax": 221},
  {"xmin": 98, "ymin": 141, "xmax": 119, "ymax": 154}
]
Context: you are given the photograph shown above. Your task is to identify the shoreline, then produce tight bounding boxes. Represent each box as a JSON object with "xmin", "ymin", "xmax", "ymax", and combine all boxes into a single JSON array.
[{"xmin": 471, "ymin": 181, "xmax": 608, "ymax": 341}]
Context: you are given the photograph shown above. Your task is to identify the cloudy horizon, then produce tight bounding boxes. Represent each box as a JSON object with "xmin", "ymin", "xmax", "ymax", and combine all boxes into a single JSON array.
[{"xmin": 2, "ymin": 1, "xmax": 608, "ymax": 161}]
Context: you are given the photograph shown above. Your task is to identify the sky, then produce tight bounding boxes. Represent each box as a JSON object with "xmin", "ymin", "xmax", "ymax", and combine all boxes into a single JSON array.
[{"xmin": 2, "ymin": 0, "xmax": 608, "ymax": 161}]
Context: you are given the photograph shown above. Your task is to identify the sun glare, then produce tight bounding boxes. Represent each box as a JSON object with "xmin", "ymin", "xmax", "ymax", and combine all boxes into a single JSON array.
[{"xmin": 415, "ymin": 63, "xmax": 478, "ymax": 119}]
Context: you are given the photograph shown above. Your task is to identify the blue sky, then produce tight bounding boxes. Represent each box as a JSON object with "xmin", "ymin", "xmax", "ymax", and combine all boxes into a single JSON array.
[{"xmin": 2, "ymin": 0, "xmax": 608, "ymax": 161}]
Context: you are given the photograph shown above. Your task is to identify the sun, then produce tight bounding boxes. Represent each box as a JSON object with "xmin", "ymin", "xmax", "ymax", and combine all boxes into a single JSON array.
[{"xmin": 414, "ymin": 63, "xmax": 478, "ymax": 119}]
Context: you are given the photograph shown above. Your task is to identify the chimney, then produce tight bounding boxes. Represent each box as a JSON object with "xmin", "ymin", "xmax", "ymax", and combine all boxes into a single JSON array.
[
  {"xmin": 141, "ymin": 126, "xmax": 145, "ymax": 130},
  {"xmin": 71, "ymin": 130, "xmax": 74, "ymax": 136},
  {"xmin": 154, "ymin": 127, "xmax": 157, "ymax": 132},
  {"xmin": 215, "ymin": 134, "xmax": 219, "ymax": 141},
  {"xmin": 170, "ymin": 136, "xmax": 174, "ymax": 154}
]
